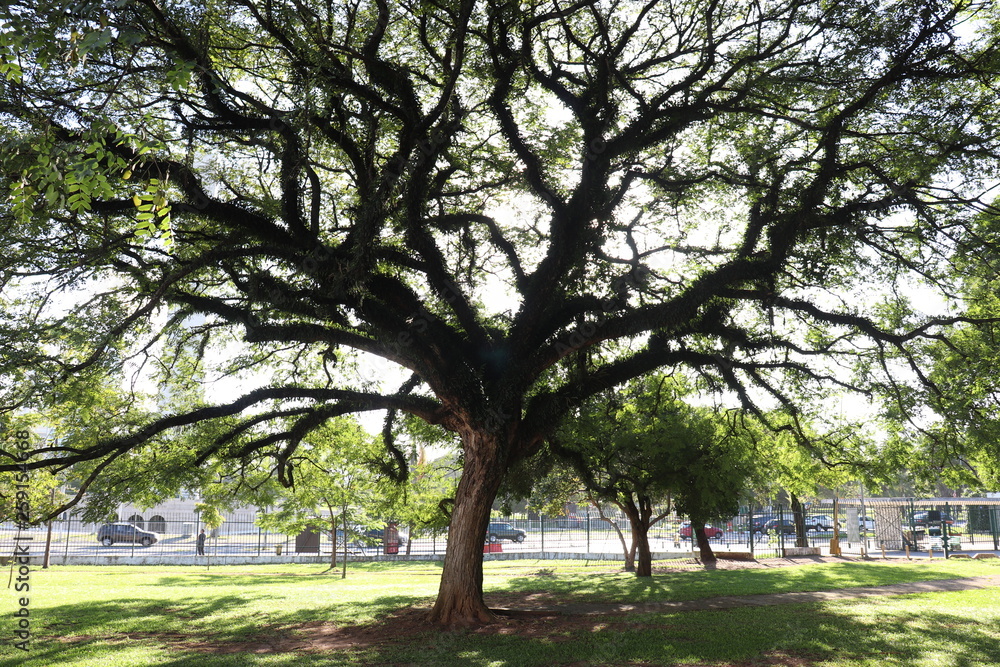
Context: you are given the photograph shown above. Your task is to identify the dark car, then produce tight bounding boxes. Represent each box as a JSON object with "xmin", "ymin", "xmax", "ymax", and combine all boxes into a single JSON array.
[
  {"xmin": 678, "ymin": 521, "xmax": 723, "ymax": 539},
  {"xmin": 911, "ymin": 511, "xmax": 954, "ymax": 527},
  {"xmin": 361, "ymin": 527, "xmax": 407, "ymax": 547},
  {"xmin": 749, "ymin": 515, "xmax": 780, "ymax": 534},
  {"xmin": 97, "ymin": 523, "xmax": 160, "ymax": 547},
  {"xmin": 487, "ymin": 521, "xmax": 526, "ymax": 543},
  {"xmin": 334, "ymin": 527, "xmax": 408, "ymax": 547},
  {"xmin": 761, "ymin": 517, "xmax": 797, "ymax": 534}
]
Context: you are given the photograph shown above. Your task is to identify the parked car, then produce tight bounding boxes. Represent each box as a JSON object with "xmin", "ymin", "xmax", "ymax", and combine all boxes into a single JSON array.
[
  {"xmin": 802, "ymin": 515, "xmax": 871, "ymax": 531},
  {"xmin": 911, "ymin": 511, "xmax": 954, "ymax": 527},
  {"xmin": 678, "ymin": 521, "xmax": 723, "ymax": 539},
  {"xmin": 762, "ymin": 517, "xmax": 797, "ymax": 535},
  {"xmin": 749, "ymin": 515, "xmax": 776, "ymax": 534},
  {"xmin": 805, "ymin": 515, "xmax": 834, "ymax": 531},
  {"xmin": 749, "ymin": 515, "xmax": 790, "ymax": 534},
  {"xmin": 360, "ymin": 527, "xmax": 407, "ymax": 547},
  {"xmin": 97, "ymin": 523, "xmax": 160, "ymax": 547},
  {"xmin": 335, "ymin": 526, "xmax": 408, "ymax": 547},
  {"xmin": 487, "ymin": 521, "xmax": 526, "ymax": 543}
]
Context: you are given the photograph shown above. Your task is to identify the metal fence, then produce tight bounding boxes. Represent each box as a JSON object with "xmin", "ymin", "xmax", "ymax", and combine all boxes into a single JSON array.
[{"xmin": 3, "ymin": 499, "xmax": 998, "ymax": 564}]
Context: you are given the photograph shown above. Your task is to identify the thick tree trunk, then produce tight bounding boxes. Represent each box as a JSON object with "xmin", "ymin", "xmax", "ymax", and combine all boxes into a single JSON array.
[
  {"xmin": 622, "ymin": 502, "xmax": 652, "ymax": 577},
  {"xmin": 791, "ymin": 494, "xmax": 808, "ymax": 548},
  {"xmin": 427, "ymin": 434, "xmax": 506, "ymax": 627},
  {"xmin": 625, "ymin": 539, "xmax": 637, "ymax": 572},
  {"xmin": 634, "ymin": 527, "xmax": 652, "ymax": 576},
  {"xmin": 694, "ymin": 525, "xmax": 716, "ymax": 563}
]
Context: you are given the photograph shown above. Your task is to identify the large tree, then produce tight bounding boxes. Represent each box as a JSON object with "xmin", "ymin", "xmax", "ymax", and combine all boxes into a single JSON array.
[{"xmin": 2, "ymin": 1, "xmax": 999, "ymax": 626}]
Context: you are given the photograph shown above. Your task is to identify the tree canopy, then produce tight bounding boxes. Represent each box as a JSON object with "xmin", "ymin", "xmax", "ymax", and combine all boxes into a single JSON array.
[{"xmin": 2, "ymin": 0, "xmax": 999, "ymax": 626}]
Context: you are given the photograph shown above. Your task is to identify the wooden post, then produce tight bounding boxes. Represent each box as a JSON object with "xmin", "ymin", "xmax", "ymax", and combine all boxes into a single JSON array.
[{"xmin": 829, "ymin": 497, "xmax": 842, "ymax": 556}]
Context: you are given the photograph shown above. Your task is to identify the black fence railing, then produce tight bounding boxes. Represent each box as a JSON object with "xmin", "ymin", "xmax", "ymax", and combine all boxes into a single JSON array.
[{"xmin": 3, "ymin": 501, "xmax": 998, "ymax": 563}]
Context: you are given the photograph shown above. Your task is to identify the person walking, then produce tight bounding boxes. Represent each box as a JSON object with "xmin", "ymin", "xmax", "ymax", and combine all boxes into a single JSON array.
[{"xmin": 197, "ymin": 528, "xmax": 206, "ymax": 556}]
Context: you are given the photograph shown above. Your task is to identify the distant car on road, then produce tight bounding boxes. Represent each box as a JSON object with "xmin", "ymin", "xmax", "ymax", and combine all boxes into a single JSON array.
[
  {"xmin": 747, "ymin": 515, "xmax": 789, "ymax": 534},
  {"xmin": 805, "ymin": 515, "xmax": 834, "ymax": 531},
  {"xmin": 487, "ymin": 521, "xmax": 526, "ymax": 543},
  {"xmin": 360, "ymin": 527, "xmax": 407, "ymax": 546},
  {"xmin": 334, "ymin": 527, "xmax": 408, "ymax": 547},
  {"xmin": 762, "ymin": 517, "xmax": 797, "ymax": 535},
  {"xmin": 911, "ymin": 511, "xmax": 954, "ymax": 527},
  {"xmin": 749, "ymin": 515, "xmax": 777, "ymax": 534},
  {"xmin": 678, "ymin": 522, "xmax": 723, "ymax": 539},
  {"xmin": 97, "ymin": 523, "xmax": 160, "ymax": 547}
]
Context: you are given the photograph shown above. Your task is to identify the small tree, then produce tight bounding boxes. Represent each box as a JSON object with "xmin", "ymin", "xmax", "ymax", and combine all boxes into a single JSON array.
[
  {"xmin": 667, "ymin": 415, "xmax": 756, "ymax": 563},
  {"xmin": 193, "ymin": 502, "xmax": 225, "ymax": 568},
  {"xmin": 555, "ymin": 375, "xmax": 724, "ymax": 576},
  {"xmin": 247, "ymin": 418, "xmax": 394, "ymax": 576},
  {"xmin": 391, "ymin": 462, "xmax": 456, "ymax": 555}
]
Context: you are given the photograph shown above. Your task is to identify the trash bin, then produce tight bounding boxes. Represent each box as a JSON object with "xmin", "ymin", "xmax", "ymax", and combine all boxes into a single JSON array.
[{"xmin": 275, "ymin": 544, "xmax": 282, "ymax": 555}]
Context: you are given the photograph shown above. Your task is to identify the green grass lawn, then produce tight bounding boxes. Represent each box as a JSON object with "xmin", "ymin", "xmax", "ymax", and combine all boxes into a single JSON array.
[{"xmin": 2, "ymin": 558, "xmax": 998, "ymax": 666}]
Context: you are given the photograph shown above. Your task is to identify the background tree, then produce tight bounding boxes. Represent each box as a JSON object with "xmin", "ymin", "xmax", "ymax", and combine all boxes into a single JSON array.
[
  {"xmin": 389, "ymin": 461, "xmax": 457, "ymax": 556},
  {"xmin": 667, "ymin": 413, "xmax": 757, "ymax": 563},
  {"xmin": 555, "ymin": 374, "xmax": 728, "ymax": 576},
  {"xmin": 1, "ymin": 1, "xmax": 999, "ymax": 626},
  {"xmin": 739, "ymin": 412, "xmax": 870, "ymax": 546},
  {"xmin": 893, "ymin": 209, "xmax": 1000, "ymax": 494},
  {"xmin": 216, "ymin": 417, "xmax": 392, "ymax": 575},
  {"xmin": 0, "ymin": 469, "xmax": 61, "ymax": 526}
]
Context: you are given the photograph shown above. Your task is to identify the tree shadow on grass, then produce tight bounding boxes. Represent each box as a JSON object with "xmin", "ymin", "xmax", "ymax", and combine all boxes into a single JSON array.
[
  {"xmin": 493, "ymin": 559, "xmax": 993, "ymax": 605},
  {"xmin": 17, "ymin": 585, "xmax": 1000, "ymax": 666},
  {"xmin": 20, "ymin": 592, "xmax": 429, "ymax": 667},
  {"xmin": 355, "ymin": 595, "xmax": 1000, "ymax": 666}
]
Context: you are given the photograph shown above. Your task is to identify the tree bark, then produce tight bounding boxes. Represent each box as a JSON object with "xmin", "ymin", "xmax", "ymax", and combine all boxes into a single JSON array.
[
  {"xmin": 694, "ymin": 524, "xmax": 716, "ymax": 563},
  {"xmin": 621, "ymin": 501, "xmax": 653, "ymax": 577},
  {"xmin": 791, "ymin": 494, "xmax": 807, "ymax": 548},
  {"xmin": 330, "ymin": 515, "xmax": 337, "ymax": 571},
  {"xmin": 633, "ymin": 526, "xmax": 652, "ymax": 576},
  {"xmin": 427, "ymin": 432, "xmax": 506, "ymax": 627},
  {"xmin": 341, "ymin": 507, "xmax": 348, "ymax": 580}
]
